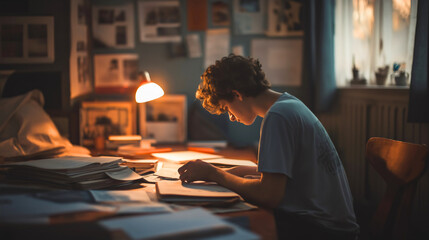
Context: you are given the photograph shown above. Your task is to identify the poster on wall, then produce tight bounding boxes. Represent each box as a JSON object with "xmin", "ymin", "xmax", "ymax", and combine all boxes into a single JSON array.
[
  {"xmin": 233, "ymin": 0, "xmax": 265, "ymax": 35},
  {"xmin": 70, "ymin": 0, "xmax": 93, "ymax": 99},
  {"xmin": 92, "ymin": 3, "xmax": 135, "ymax": 48},
  {"xmin": 205, "ymin": 28, "xmax": 230, "ymax": 68},
  {"xmin": 138, "ymin": 0, "xmax": 181, "ymax": 43},
  {"xmin": 266, "ymin": 0, "xmax": 303, "ymax": 36},
  {"xmin": 94, "ymin": 54, "xmax": 139, "ymax": 93},
  {"xmin": 251, "ymin": 39, "xmax": 302, "ymax": 86},
  {"xmin": 212, "ymin": 1, "xmax": 230, "ymax": 27}
]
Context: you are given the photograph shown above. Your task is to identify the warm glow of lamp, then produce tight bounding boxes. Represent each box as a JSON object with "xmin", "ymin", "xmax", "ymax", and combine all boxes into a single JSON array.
[{"xmin": 135, "ymin": 71, "xmax": 164, "ymax": 103}]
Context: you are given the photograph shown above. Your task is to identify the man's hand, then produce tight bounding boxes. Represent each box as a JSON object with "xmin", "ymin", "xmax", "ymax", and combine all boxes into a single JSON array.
[{"xmin": 178, "ymin": 159, "xmax": 217, "ymax": 183}]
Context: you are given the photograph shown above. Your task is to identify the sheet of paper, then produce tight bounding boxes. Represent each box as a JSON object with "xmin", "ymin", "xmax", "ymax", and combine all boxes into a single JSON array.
[
  {"xmin": 251, "ymin": 39, "xmax": 303, "ymax": 86},
  {"xmin": 156, "ymin": 180, "xmax": 239, "ymax": 198},
  {"xmin": 203, "ymin": 158, "xmax": 257, "ymax": 167},
  {"xmin": 154, "ymin": 162, "xmax": 181, "ymax": 179},
  {"xmin": 99, "ymin": 208, "xmax": 234, "ymax": 240},
  {"xmin": 186, "ymin": 34, "xmax": 202, "ymax": 58},
  {"xmin": 152, "ymin": 151, "xmax": 222, "ymax": 163},
  {"xmin": 114, "ymin": 202, "xmax": 173, "ymax": 214},
  {"xmin": 122, "ymin": 159, "xmax": 158, "ymax": 164},
  {"xmin": 92, "ymin": 3, "xmax": 135, "ymax": 48},
  {"xmin": 90, "ymin": 189, "xmax": 151, "ymax": 203},
  {"xmin": 233, "ymin": 0, "xmax": 265, "ymax": 35},
  {"xmin": 204, "ymin": 28, "xmax": 230, "ymax": 68},
  {"xmin": 105, "ymin": 167, "xmax": 142, "ymax": 181},
  {"xmin": 138, "ymin": 1, "xmax": 181, "ymax": 42},
  {"xmin": 0, "ymin": 195, "xmax": 116, "ymax": 222}
]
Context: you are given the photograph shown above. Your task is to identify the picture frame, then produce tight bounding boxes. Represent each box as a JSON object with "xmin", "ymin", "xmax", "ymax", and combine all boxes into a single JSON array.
[
  {"xmin": 93, "ymin": 53, "xmax": 139, "ymax": 93},
  {"xmin": 137, "ymin": 0, "xmax": 181, "ymax": 43},
  {"xmin": 92, "ymin": 3, "xmax": 135, "ymax": 49},
  {"xmin": 139, "ymin": 95, "xmax": 187, "ymax": 143},
  {"xmin": 266, "ymin": 0, "xmax": 304, "ymax": 37},
  {"xmin": 80, "ymin": 101, "xmax": 136, "ymax": 147},
  {"xmin": 0, "ymin": 16, "xmax": 55, "ymax": 63}
]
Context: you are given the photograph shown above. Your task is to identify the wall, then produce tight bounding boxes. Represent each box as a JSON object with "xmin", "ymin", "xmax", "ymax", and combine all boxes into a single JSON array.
[{"xmin": 87, "ymin": 0, "xmax": 305, "ymax": 146}]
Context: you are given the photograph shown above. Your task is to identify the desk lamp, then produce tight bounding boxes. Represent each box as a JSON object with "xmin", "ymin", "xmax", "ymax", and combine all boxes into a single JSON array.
[
  {"xmin": 135, "ymin": 71, "xmax": 164, "ymax": 103},
  {"xmin": 135, "ymin": 71, "xmax": 164, "ymax": 150}
]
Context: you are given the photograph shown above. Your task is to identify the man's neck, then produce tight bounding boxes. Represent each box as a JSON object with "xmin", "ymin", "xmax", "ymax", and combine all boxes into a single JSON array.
[{"xmin": 249, "ymin": 89, "xmax": 283, "ymax": 118}]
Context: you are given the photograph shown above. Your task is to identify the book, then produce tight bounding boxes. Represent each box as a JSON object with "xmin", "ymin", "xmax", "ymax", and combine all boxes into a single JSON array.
[{"xmin": 156, "ymin": 180, "xmax": 240, "ymax": 205}]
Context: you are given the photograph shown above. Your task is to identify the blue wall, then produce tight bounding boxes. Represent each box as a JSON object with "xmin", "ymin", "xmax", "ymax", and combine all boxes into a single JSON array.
[{"xmin": 91, "ymin": 0, "xmax": 306, "ymax": 147}]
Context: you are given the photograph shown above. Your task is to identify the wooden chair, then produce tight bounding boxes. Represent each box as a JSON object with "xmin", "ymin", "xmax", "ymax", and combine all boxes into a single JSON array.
[{"xmin": 366, "ymin": 137, "xmax": 428, "ymax": 240}]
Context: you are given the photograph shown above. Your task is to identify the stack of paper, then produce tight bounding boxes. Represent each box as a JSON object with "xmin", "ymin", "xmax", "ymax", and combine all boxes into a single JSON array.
[
  {"xmin": 99, "ymin": 208, "xmax": 259, "ymax": 240},
  {"xmin": 156, "ymin": 180, "xmax": 240, "ymax": 205},
  {"xmin": 0, "ymin": 156, "xmax": 143, "ymax": 189},
  {"xmin": 121, "ymin": 159, "xmax": 159, "ymax": 175}
]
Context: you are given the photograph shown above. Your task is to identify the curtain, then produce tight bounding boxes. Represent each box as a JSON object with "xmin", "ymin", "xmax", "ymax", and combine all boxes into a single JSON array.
[
  {"xmin": 408, "ymin": 0, "xmax": 428, "ymax": 123},
  {"xmin": 302, "ymin": 0, "xmax": 337, "ymax": 112}
]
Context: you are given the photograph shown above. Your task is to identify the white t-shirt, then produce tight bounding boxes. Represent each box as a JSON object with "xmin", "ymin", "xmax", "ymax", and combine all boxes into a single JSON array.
[{"xmin": 258, "ymin": 92, "xmax": 359, "ymax": 233}]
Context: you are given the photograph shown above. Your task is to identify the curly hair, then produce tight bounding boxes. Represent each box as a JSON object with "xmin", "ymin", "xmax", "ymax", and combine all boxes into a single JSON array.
[{"xmin": 196, "ymin": 54, "xmax": 271, "ymax": 114}]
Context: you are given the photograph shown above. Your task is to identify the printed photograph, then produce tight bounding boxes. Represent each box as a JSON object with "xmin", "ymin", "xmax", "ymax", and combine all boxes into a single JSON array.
[
  {"xmin": 80, "ymin": 101, "xmax": 135, "ymax": 147},
  {"xmin": 98, "ymin": 9, "xmax": 114, "ymax": 24},
  {"xmin": 0, "ymin": 24, "xmax": 23, "ymax": 58}
]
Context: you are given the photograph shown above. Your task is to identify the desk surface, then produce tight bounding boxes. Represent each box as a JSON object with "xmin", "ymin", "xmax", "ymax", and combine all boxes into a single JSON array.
[{"xmin": 2, "ymin": 145, "xmax": 277, "ymax": 240}]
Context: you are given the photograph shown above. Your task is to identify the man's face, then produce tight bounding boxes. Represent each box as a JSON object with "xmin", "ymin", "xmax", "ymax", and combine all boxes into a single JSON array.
[{"xmin": 218, "ymin": 96, "xmax": 257, "ymax": 125}]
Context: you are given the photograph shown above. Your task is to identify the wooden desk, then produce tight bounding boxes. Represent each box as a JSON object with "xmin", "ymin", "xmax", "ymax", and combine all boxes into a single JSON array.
[{"xmin": 2, "ymin": 146, "xmax": 277, "ymax": 239}]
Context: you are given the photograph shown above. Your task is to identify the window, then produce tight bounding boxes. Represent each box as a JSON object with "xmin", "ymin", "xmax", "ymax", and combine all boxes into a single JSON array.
[{"xmin": 334, "ymin": 0, "xmax": 418, "ymax": 86}]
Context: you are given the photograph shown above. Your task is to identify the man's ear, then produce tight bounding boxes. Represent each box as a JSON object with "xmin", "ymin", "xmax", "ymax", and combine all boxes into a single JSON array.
[{"xmin": 231, "ymin": 90, "xmax": 243, "ymax": 101}]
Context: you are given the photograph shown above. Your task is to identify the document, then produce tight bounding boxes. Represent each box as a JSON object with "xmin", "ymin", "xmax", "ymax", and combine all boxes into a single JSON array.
[
  {"xmin": 90, "ymin": 189, "xmax": 151, "ymax": 203},
  {"xmin": 152, "ymin": 151, "xmax": 222, "ymax": 163},
  {"xmin": 203, "ymin": 158, "xmax": 257, "ymax": 167},
  {"xmin": 100, "ymin": 208, "xmax": 232, "ymax": 240}
]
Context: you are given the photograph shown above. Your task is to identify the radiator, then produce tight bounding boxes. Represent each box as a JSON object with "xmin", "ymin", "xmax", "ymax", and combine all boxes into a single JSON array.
[{"xmin": 317, "ymin": 88, "xmax": 429, "ymax": 216}]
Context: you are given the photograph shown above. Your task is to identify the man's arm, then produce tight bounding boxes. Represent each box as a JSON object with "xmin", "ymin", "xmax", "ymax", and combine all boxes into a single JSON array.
[
  {"xmin": 178, "ymin": 160, "xmax": 287, "ymax": 209},
  {"xmin": 226, "ymin": 166, "xmax": 260, "ymax": 177}
]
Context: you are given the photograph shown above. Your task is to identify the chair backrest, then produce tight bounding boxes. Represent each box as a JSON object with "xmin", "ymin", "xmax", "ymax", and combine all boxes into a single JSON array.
[{"xmin": 366, "ymin": 137, "xmax": 428, "ymax": 240}]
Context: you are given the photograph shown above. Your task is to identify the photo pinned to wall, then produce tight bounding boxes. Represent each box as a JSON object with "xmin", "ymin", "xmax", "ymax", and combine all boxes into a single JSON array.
[
  {"xmin": 0, "ymin": 16, "xmax": 54, "ymax": 63},
  {"xmin": 139, "ymin": 95, "xmax": 187, "ymax": 143},
  {"xmin": 92, "ymin": 3, "xmax": 135, "ymax": 48},
  {"xmin": 70, "ymin": 0, "xmax": 93, "ymax": 99},
  {"xmin": 233, "ymin": 0, "xmax": 265, "ymax": 35},
  {"xmin": 211, "ymin": 1, "xmax": 230, "ymax": 27},
  {"xmin": 138, "ymin": 0, "xmax": 181, "ymax": 42},
  {"xmin": 94, "ymin": 54, "xmax": 139, "ymax": 93},
  {"xmin": 266, "ymin": 0, "xmax": 303, "ymax": 36},
  {"xmin": 80, "ymin": 101, "xmax": 136, "ymax": 147}
]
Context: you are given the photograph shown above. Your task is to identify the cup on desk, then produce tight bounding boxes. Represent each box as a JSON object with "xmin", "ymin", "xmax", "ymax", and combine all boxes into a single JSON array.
[{"xmin": 94, "ymin": 136, "xmax": 105, "ymax": 151}]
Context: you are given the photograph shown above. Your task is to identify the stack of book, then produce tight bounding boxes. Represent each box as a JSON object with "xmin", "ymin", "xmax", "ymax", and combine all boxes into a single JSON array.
[{"xmin": 0, "ymin": 156, "xmax": 143, "ymax": 189}]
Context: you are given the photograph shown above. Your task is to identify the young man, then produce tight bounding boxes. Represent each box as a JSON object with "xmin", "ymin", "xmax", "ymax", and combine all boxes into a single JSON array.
[{"xmin": 178, "ymin": 54, "xmax": 359, "ymax": 240}]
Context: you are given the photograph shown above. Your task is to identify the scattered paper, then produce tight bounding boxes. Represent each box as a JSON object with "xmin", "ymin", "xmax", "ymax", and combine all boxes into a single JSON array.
[
  {"xmin": 0, "ymin": 195, "xmax": 116, "ymax": 223},
  {"xmin": 90, "ymin": 189, "xmax": 151, "ymax": 203},
  {"xmin": 100, "ymin": 208, "xmax": 234, "ymax": 240},
  {"xmin": 152, "ymin": 151, "xmax": 222, "ymax": 163},
  {"xmin": 203, "ymin": 158, "xmax": 257, "ymax": 167}
]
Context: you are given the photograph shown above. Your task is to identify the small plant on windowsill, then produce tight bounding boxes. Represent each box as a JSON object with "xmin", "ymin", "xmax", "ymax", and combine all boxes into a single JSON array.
[{"xmin": 390, "ymin": 62, "xmax": 409, "ymax": 86}]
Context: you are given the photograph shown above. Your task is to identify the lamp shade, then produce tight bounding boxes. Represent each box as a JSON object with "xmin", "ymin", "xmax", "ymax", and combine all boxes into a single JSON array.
[{"xmin": 135, "ymin": 71, "xmax": 164, "ymax": 103}]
